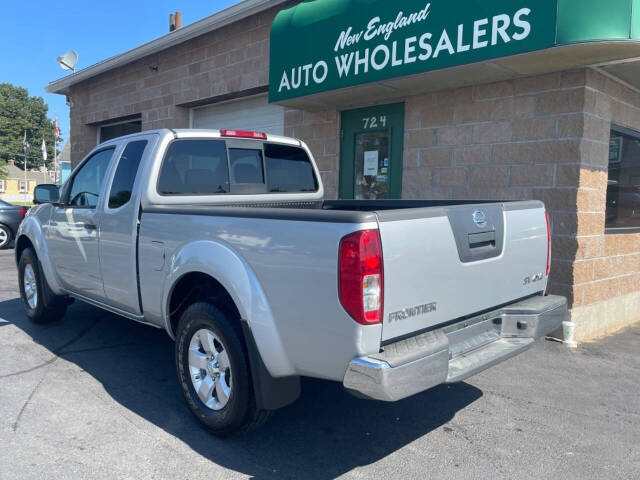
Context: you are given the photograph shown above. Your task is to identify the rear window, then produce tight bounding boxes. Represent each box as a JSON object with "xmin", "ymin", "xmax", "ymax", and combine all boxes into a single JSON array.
[
  {"xmin": 157, "ymin": 139, "xmax": 318, "ymax": 195},
  {"xmin": 229, "ymin": 149, "xmax": 264, "ymax": 184},
  {"xmin": 264, "ymin": 143, "xmax": 318, "ymax": 193},
  {"xmin": 157, "ymin": 140, "xmax": 229, "ymax": 195}
]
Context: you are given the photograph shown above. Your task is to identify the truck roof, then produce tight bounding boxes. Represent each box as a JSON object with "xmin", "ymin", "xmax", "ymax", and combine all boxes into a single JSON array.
[{"xmin": 99, "ymin": 128, "xmax": 302, "ymax": 148}]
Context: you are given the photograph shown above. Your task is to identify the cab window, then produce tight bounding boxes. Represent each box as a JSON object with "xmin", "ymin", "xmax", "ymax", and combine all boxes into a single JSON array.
[
  {"xmin": 158, "ymin": 140, "xmax": 229, "ymax": 195},
  {"xmin": 264, "ymin": 143, "xmax": 318, "ymax": 193},
  {"xmin": 108, "ymin": 140, "xmax": 148, "ymax": 209},
  {"xmin": 67, "ymin": 148, "xmax": 114, "ymax": 207}
]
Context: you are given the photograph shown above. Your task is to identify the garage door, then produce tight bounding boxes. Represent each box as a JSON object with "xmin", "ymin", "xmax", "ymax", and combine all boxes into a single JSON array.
[{"xmin": 192, "ymin": 95, "xmax": 284, "ymax": 135}]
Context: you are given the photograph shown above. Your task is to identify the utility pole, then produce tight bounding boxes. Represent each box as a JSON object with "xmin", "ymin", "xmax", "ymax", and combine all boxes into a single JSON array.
[
  {"xmin": 42, "ymin": 136, "xmax": 48, "ymax": 184},
  {"xmin": 54, "ymin": 138, "xmax": 58, "ymax": 184},
  {"xmin": 54, "ymin": 118, "xmax": 60, "ymax": 184}
]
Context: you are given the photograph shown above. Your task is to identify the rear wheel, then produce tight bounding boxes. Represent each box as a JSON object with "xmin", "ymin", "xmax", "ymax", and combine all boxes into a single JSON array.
[
  {"xmin": 18, "ymin": 248, "xmax": 67, "ymax": 324},
  {"xmin": 0, "ymin": 224, "xmax": 11, "ymax": 249},
  {"xmin": 175, "ymin": 302, "xmax": 271, "ymax": 436}
]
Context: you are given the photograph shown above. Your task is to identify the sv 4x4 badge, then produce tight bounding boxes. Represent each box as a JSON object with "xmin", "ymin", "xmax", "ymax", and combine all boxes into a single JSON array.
[{"xmin": 523, "ymin": 273, "xmax": 544, "ymax": 285}]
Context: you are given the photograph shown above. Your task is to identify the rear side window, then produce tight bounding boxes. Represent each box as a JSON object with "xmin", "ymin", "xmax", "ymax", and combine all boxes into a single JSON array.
[
  {"xmin": 108, "ymin": 140, "xmax": 147, "ymax": 209},
  {"xmin": 158, "ymin": 140, "xmax": 229, "ymax": 195},
  {"xmin": 264, "ymin": 144, "xmax": 318, "ymax": 193}
]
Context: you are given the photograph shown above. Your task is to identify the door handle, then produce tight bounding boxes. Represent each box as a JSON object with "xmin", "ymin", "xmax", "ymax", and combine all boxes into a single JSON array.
[
  {"xmin": 83, "ymin": 223, "xmax": 97, "ymax": 231},
  {"xmin": 468, "ymin": 231, "xmax": 496, "ymax": 249}
]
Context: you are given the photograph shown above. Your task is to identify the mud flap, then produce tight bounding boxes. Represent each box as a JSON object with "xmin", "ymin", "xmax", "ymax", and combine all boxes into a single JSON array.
[{"xmin": 240, "ymin": 320, "xmax": 301, "ymax": 410}]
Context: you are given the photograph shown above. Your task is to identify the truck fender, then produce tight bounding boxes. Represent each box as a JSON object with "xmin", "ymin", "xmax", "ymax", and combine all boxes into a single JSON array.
[
  {"xmin": 16, "ymin": 205, "xmax": 65, "ymax": 296},
  {"xmin": 162, "ymin": 239, "xmax": 295, "ymax": 378}
]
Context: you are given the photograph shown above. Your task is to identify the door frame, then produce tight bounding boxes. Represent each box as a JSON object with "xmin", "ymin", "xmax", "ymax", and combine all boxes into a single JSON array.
[
  {"xmin": 339, "ymin": 102, "xmax": 405, "ymax": 200},
  {"xmin": 48, "ymin": 146, "xmax": 120, "ymax": 302}
]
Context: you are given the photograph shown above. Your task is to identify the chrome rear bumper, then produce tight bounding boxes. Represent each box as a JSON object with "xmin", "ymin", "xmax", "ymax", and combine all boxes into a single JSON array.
[{"xmin": 343, "ymin": 295, "xmax": 567, "ymax": 402}]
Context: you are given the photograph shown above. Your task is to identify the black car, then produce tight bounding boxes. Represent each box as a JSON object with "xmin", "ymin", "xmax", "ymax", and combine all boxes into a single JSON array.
[{"xmin": 0, "ymin": 199, "xmax": 28, "ymax": 249}]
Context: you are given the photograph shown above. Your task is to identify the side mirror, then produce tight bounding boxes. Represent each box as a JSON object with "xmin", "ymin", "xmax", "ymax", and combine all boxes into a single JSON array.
[{"xmin": 33, "ymin": 184, "xmax": 60, "ymax": 205}]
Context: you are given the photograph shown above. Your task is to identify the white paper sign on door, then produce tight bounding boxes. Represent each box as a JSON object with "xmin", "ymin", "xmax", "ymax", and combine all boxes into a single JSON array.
[{"xmin": 363, "ymin": 151, "xmax": 379, "ymax": 176}]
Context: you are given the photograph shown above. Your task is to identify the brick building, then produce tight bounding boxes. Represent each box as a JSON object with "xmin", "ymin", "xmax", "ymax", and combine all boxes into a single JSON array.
[{"xmin": 47, "ymin": 0, "xmax": 640, "ymax": 341}]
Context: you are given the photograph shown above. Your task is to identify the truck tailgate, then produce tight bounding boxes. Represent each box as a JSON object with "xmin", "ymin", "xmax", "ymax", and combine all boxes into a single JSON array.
[{"xmin": 377, "ymin": 202, "xmax": 548, "ymax": 342}]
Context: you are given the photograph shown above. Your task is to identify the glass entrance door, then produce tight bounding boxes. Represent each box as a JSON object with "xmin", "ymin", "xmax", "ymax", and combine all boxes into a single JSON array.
[{"xmin": 339, "ymin": 103, "xmax": 404, "ymax": 199}]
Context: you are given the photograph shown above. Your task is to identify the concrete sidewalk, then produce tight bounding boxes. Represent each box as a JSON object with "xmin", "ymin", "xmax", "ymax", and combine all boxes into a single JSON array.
[{"xmin": 0, "ymin": 248, "xmax": 638, "ymax": 479}]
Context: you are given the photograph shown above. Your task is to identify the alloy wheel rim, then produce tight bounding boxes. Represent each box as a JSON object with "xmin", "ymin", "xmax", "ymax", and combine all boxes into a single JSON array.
[
  {"xmin": 0, "ymin": 228, "xmax": 7, "ymax": 247},
  {"xmin": 188, "ymin": 328, "xmax": 232, "ymax": 410},
  {"xmin": 23, "ymin": 264, "xmax": 38, "ymax": 309}
]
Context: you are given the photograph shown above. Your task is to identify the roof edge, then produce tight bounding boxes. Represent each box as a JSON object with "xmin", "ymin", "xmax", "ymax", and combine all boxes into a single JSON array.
[{"xmin": 46, "ymin": 0, "xmax": 288, "ymax": 95}]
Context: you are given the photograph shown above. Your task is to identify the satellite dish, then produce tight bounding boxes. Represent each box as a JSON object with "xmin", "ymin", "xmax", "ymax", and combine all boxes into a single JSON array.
[{"xmin": 56, "ymin": 50, "xmax": 78, "ymax": 72}]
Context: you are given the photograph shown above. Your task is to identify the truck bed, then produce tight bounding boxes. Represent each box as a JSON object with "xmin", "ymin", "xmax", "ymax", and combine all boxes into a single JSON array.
[
  {"xmin": 143, "ymin": 198, "xmax": 526, "ymax": 219},
  {"xmin": 142, "ymin": 198, "xmax": 548, "ymax": 346}
]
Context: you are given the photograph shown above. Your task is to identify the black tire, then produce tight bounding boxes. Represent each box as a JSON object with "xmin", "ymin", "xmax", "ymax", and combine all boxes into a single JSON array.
[
  {"xmin": 0, "ymin": 224, "xmax": 11, "ymax": 249},
  {"xmin": 175, "ymin": 302, "xmax": 271, "ymax": 436},
  {"xmin": 18, "ymin": 248, "xmax": 67, "ymax": 324}
]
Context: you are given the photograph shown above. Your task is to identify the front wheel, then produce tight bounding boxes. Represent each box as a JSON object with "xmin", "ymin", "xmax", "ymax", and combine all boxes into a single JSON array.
[
  {"xmin": 175, "ymin": 302, "xmax": 271, "ymax": 436},
  {"xmin": 18, "ymin": 248, "xmax": 67, "ymax": 323}
]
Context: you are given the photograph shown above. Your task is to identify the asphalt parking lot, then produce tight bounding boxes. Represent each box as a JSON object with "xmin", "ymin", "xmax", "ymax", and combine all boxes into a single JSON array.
[{"xmin": 0, "ymin": 248, "xmax": 639, "ymax": 479}]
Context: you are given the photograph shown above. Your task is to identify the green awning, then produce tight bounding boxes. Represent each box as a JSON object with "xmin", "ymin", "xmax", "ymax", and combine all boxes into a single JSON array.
[{"xmin": 269, "ymin": 0, "xmax": 640, "ymax": 105}]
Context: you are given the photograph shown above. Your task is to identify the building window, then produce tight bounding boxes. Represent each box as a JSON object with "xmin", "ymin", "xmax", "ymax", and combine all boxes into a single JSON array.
[
  {"xmin": 99, "ymin": 120, "xmax": 142, "ymax": 144},
  {"xmin": 607, "ymin": 126, "xmax": 640, "ymax": 232},
  {"xmin": 19, "ymin": 180, "xmax": 27, "ymax": 193},
  {"xmin": 0, "ymin": 179, "xmax": 5, "ymax": 192}
]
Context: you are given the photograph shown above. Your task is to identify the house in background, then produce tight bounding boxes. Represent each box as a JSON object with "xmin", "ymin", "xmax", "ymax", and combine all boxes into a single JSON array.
[{"xmin": 0, "ymin": 159, "xmax": 53, "ymax": 203}]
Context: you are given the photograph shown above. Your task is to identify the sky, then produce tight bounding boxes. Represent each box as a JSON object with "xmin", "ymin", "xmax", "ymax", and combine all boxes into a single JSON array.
[{"xmin": 0, "ymin": 0, "xmax": 238, "ymax": 145}]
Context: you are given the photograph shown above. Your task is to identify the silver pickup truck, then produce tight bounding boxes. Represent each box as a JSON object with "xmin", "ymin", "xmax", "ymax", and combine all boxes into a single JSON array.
[{"xmin": 16, "ymin": 128, "xmax": 567, "ymax": 436}]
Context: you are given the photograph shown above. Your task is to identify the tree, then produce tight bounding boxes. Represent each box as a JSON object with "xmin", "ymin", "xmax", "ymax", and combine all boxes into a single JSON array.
[{"xmin": 0, "ymin": 83, "xmax": 63, "ymax": 172}]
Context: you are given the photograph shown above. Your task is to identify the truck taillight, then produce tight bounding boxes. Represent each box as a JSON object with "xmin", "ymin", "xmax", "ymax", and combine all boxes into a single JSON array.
[
  {"xmin": 220, "ymin": 129, "xmax": 267, "ymax": 140},
  {"xmin": 545, "ymin": 211, "xmax": 552, "ymax": 276},
  {"xmin": 339, "ymin": 229, "xmax": 383, "ymax": 325}
]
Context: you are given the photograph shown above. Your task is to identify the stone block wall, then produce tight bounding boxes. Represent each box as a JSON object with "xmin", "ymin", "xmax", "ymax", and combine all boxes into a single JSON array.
[
  {"xmin": 67, "ymin": 6, "xmax": 278, "ymax": 164},
  {"xmin": 284, "ymin": 108, "xmax": 340, "ymax": 199}
]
